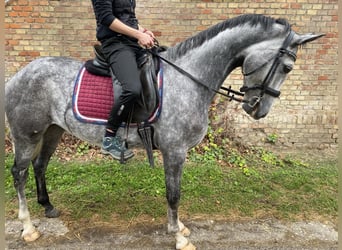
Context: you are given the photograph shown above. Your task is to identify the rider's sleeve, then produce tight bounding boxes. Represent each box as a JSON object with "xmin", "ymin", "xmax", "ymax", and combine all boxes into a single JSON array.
[{"xmin": 92, "ymin": 0, "xmax": 116, "ymax": 27}]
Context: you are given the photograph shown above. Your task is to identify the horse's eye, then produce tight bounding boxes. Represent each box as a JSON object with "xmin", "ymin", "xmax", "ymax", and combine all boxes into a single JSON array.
[{"xmin": 283, "ymin": 64, "xmax": 293, "ymax": 73}]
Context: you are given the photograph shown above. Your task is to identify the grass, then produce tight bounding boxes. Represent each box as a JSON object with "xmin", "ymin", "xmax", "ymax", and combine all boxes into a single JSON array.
[{"xmin": 5, "ymin": 148, "xmax": 337, "ymax": 224}]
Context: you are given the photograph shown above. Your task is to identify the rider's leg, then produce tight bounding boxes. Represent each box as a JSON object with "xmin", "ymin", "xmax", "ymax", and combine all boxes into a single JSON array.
[{"xmin": 100, "ymin": 39, "xmax": 142, "ymax": 160}]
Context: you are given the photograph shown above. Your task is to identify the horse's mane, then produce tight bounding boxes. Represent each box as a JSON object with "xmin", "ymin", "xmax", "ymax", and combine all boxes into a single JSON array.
[{"xmin": 168, "ymin": 14, "xmax": 291, "ymax": 59}]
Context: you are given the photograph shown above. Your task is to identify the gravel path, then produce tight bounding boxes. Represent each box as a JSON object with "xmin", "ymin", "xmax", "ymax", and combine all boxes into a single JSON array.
[{"xmin": 5, "ymin": 218, "xmax": 337, "ymax": 249}]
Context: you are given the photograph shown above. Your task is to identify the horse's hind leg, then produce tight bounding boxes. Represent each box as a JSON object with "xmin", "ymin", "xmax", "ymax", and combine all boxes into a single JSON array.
[
  {"xmin": 32, "ymin": 125, "xmax": 64, "ymax": 218},
  {"xmin": 11, "ymin": 142, "xmax": 41, "ymax": 242}
]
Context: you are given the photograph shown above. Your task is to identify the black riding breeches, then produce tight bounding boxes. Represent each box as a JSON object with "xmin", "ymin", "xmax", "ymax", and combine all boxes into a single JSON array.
[{"xmin": 101, "ymin": 36, "xmax": 145, "ymax": 132}]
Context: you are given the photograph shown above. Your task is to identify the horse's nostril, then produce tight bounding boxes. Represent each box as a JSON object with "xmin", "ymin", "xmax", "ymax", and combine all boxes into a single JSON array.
[{"xmin": 242, "ymin": 102, "xmax": 255, "ymax": 114}]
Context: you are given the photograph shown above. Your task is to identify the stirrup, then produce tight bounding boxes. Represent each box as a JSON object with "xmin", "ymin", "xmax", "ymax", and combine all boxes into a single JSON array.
[
  {"xmin": 120, "ymin": 105, "xmax": 133, "ymax": 164},
  {"xmin": 138, "ymin": 124, "xmax": 154, "ymax": 167},
  {"xmin": 120, "ymin": 139, "xmax": 127, "ymax": 164}
]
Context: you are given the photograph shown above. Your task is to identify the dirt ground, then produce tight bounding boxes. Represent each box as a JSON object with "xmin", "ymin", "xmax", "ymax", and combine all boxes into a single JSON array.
[{"xmin": 5, "ymin": 216, "xmax": 337, "ymax": 250}]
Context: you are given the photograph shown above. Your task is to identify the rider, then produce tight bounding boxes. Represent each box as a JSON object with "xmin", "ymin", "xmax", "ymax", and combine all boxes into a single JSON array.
[{"xmin": 91, "ymin": 0, "xmax": 155, "ymax": 161}]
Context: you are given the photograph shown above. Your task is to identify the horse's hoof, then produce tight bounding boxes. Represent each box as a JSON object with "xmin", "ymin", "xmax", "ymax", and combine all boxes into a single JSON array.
[
  {"xmin": 180, "ymin": 226, "xmax": 191, "ymax": 237},
  {"xmin": 22, "ymin": 229, "xmax": 41, "ymax": 242},
  {"xmin": 181, "ymin": 242, "xmax": 196, "ymax": 250},
  {"xmin": 176, "ymin": 232, "xmax": 196, "ymax": 250},
  {"xmin": 45, "ymin": 208, "xmax": 60, "ymax": 218}
]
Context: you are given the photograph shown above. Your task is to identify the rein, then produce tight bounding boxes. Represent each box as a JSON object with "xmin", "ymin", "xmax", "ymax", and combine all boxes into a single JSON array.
[
  {"xmin": 120, "ymin": 36, "xmax": 245, "ymax": 102},
  {"xmin": 147, "ymin": 47, "xmax": 247, "ymax": 103}
]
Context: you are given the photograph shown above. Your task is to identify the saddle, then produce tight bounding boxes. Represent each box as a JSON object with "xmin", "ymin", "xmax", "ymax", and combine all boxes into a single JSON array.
[{"xmin": 84, "ymin": 44, "xmax": 162, "ymax": 121}]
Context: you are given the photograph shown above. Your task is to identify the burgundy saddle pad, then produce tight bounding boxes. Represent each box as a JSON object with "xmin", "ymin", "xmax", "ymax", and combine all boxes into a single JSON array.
[{"xmin": 72, "ymin": 65, "xmax": 163, "ymax": 125}]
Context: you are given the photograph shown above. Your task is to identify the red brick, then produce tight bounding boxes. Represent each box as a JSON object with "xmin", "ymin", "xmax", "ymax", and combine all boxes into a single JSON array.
[
  {"xmin": 233, "ymin": 9, "xmax": 243, "ymax": 15},
  {"xmin": 201, "ymin": 9, "xmax": 212, "ymax": 14},
  {"xmin": 18, "ymin": 51, "xmax": 40, "ymax": 57},
  {"xmin": 318, "ymin": 75, "xmax": 329, "ymax": 81},
  {"xmin": 290, "ymin": 3, "xmax": 301, "ymax": 9},
  {"xmin": 7, "ymin": 40, "xmax": 19, "ymax": 46}
]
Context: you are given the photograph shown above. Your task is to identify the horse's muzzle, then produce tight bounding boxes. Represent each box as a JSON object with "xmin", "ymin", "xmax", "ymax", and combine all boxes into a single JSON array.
[{"xmin": 243, "ymin": 95, "xmax": 261, "ymax": 114}]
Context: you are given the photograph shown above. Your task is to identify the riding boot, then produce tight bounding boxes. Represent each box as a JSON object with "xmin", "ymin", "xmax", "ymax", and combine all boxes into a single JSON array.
[
  {"xmin": 101, "ymin": 135, "xmax": 134, "ymax": 160},
  {"xmin": 102, "ymin": 100, "xmax": 134, "ymax": 161}
]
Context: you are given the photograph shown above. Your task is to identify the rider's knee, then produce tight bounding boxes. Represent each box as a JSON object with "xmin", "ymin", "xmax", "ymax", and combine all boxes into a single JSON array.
[{"xmin": 130, "ymin": 86, "xmax": 142, "ymax": 99}]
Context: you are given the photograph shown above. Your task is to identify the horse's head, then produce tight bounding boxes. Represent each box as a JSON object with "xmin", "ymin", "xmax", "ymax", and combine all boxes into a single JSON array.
[{"xmin": 240, "ymin": 31, "xmax": 324, "ymax": 120}]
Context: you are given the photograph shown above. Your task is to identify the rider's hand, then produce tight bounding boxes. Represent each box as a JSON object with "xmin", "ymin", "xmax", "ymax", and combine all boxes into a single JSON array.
[
  {"xmin": 109, "ymin": 19, "xmax": 155, "ymax": 49},
  {"xmin": 144, "ymin": 30, "xmax": 155, "ymax": 39},
  {"xmin": 137, "ymin": 31, "xmax": 155, "ymax": 49}
]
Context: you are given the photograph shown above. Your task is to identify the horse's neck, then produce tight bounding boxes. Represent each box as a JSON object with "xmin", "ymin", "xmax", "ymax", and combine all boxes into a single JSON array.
[{"xmin": 168, "ymin": 27, "xmax": 265, "ymax": 94}]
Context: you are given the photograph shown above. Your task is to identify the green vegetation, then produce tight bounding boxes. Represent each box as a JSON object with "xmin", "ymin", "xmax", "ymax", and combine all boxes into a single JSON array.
[{"xmin": 5, "ymin": 146, "xmax": 337, "ymax": 223}]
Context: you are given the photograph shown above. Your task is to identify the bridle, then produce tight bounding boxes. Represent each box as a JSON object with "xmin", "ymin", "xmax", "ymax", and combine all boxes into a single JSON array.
[
  {"xmin": 148, "ymin": 30, "xmax": 296, "ymax": 105},
  {"xmin": 239, "ymin": 30, "xmax": 297, "ymax": 107}
]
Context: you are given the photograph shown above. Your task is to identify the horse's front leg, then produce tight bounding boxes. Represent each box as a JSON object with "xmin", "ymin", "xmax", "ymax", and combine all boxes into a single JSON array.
[{"xmin": 163, "ymin": 150, "xmax": 196, "ymax": 250}]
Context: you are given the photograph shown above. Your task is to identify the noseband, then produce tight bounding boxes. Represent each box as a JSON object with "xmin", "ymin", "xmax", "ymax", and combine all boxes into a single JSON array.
[{"xmin": 240, "ymin": 30, "xmax": 296, "ymax": 99}]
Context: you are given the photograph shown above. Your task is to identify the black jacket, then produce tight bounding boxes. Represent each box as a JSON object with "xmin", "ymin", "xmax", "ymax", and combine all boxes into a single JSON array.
[{"xmin": 91, "ymin": 0, "xmax": 139, "ymax": 41}]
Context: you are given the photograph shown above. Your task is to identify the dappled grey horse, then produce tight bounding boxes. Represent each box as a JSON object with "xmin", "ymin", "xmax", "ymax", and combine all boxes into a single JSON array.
[{"xmin": 5, "ymin": 14, "xmax": 323, "ymax": 249}]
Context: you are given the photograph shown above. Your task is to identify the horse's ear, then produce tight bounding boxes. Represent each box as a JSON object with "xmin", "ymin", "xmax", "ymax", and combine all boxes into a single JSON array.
[{"xmin": 292, "ymin": 33, "xmax": 325, "ymax": 46}]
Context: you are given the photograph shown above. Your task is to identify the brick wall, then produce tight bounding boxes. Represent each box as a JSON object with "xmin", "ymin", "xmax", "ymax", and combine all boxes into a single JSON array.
[{"xmin": 5, "ymin": 0, "xmax": 338, "ymax": 150}]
